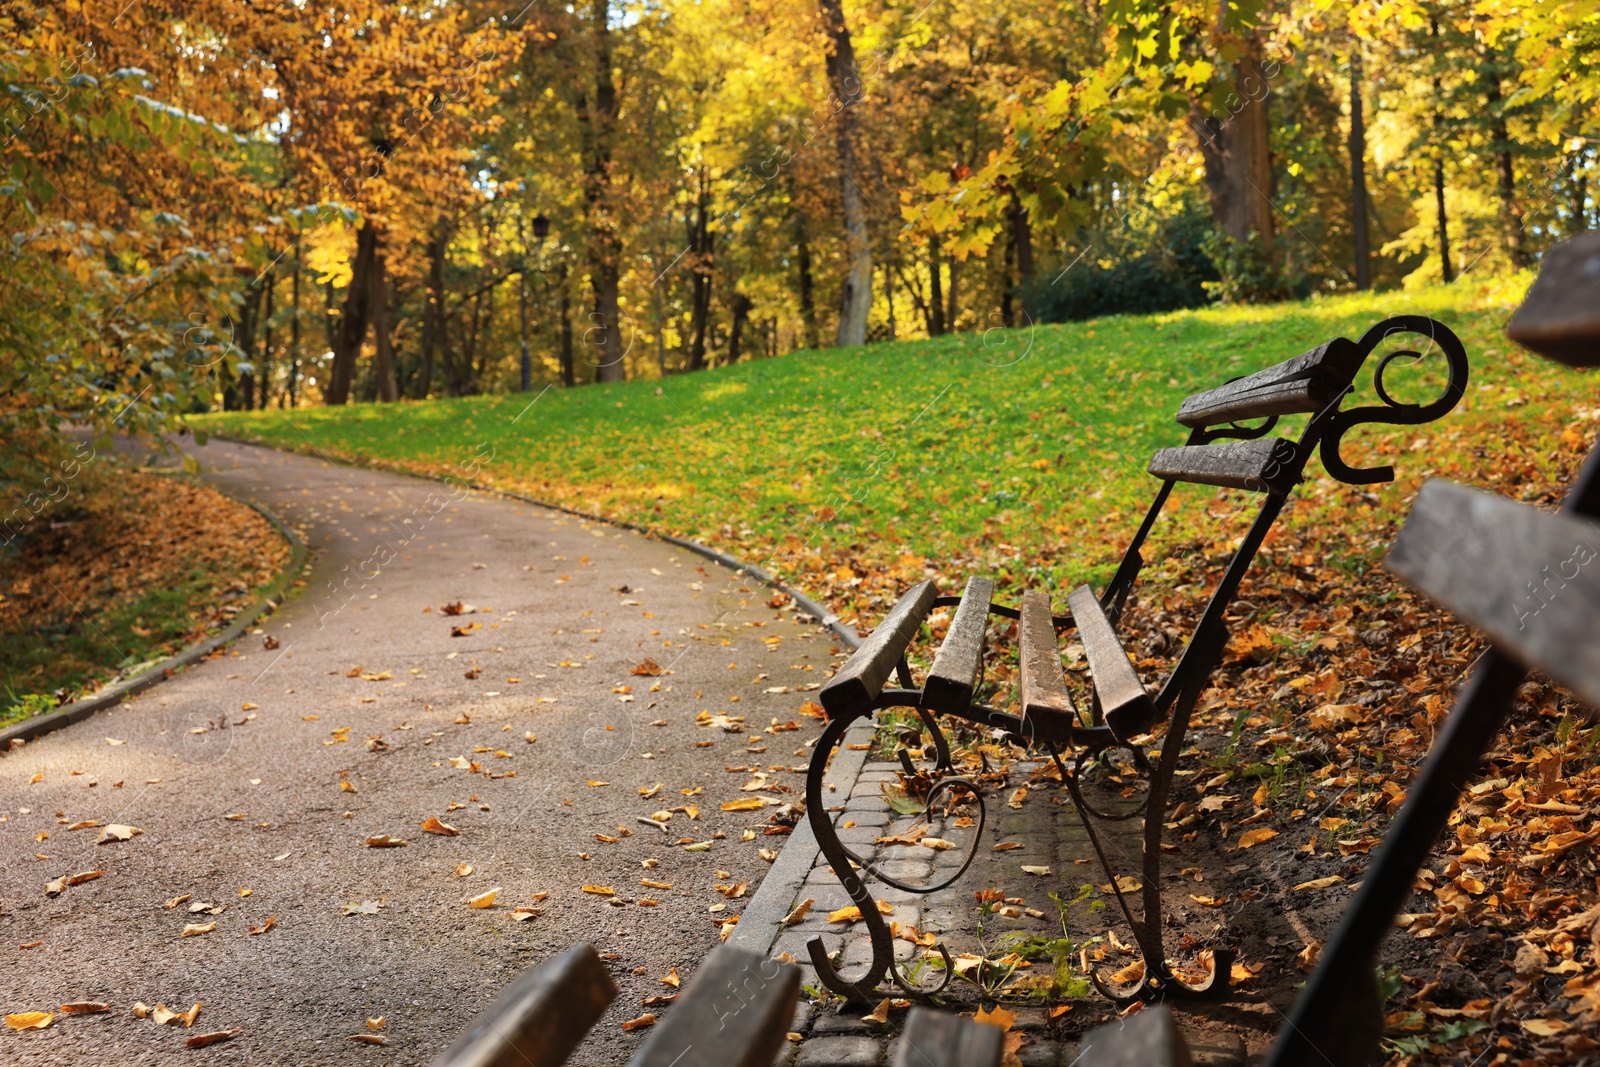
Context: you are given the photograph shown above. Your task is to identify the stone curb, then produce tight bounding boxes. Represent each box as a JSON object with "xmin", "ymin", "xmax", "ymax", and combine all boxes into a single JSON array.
[{"xmin": 0, "ymin": 477, "xmax": 310, "ymax": 752}]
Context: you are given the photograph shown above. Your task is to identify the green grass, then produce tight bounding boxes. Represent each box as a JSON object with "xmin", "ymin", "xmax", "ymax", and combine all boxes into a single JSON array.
[{"xmin": 196, "ymin": 273, "xmax": 1578, "ymax": 620}]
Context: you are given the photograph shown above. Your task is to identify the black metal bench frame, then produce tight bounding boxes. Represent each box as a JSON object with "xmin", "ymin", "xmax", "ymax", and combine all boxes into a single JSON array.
[{"xmin": 804, "ymin": 315, "xmax": 1470, "ymax": 1005}]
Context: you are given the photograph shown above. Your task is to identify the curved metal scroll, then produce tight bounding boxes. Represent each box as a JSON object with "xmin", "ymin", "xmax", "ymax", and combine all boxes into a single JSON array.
[
  {"xmin": 804, "ymin": 711, "xmax": 958, "ymax": 1002},
  {"xmin": 1320, "ymin": 315, "xmax": 1470, "ymax": 485}
]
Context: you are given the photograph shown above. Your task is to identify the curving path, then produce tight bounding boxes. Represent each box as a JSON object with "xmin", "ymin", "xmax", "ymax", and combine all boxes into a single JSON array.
[{"xmin": 0, "ymin": 436, "xmax": 840, "ymax": 1065}]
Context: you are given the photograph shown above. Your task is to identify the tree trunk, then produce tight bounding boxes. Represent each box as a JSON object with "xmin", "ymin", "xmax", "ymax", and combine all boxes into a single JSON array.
[
  {"xmin": 227, "ymin": 282, "xmax": 264, "ymax": 411},
  {"xmin": 1485, "ymin": 76, "xmax": 1526, "ymax": 269},
  {"xmin": 258, "ymin": 272, "xmax": 275, "ymax": 408},
  {"xmin": 1001, "ymin": 224, "xmax": 1015, "ymax": 329},
  {"xmin": 580, "ymin": 0, "xmax": 625, "ymax": 382},
  {"xmin": 817, "ymin": 0, "xmax": 872, "ymax": 348},
  {"xmin": 1434, "ymin": 161, "xmax": 1453, "ymax": 283},
  {"xmin": 1430, "ymin": 20, "xmax": 1453, "ymax": 284},
  {"xmin": 559, "ymin": 263, "xmax": 576, "ymax": 387},
  {"xmin": 422, "ymin": 224, "xmax": 450, "ymax": 398},
  {"xmin": 327, "ymin": 222, "xmax": 379, "ymax": 405},
  {"xmin": 370, "ymin": 244, "xmax": 398, "ymax": 402},
  {"xmin": 1574, "ymin": 170, "xmax": 1589, "ymax": 234},
  {"xmin": 687, "ymin": 170, "xmax": 713, "ymax": 371},
  {"xmin": 1348, "ymin": 45, "xmax": 1371, "ymax": 291},
  {"xmin": 796, "ymin": 219, "xmax": 820, "ymax": 349},
  {"xmin": 927, "ymin": 236, "xmax": 946, "ymax": 336},
  {"xmin": 1009, "ymin": 190, "xmax": 1033, "ymax": 321},
  {"xmin": 885, "ymin": 262, "xmax": 897, "ymax": 340},
  {"xmin": 1191, "ymin": 32, "xmax": 1276, "ymax": 258},
  {"xmin": 288, "ymin": 227, "xmax": 301, "ymax": 408},
  {"xmin": 726, "ymin": 292, "xmax": 753, "ymax": 363}
]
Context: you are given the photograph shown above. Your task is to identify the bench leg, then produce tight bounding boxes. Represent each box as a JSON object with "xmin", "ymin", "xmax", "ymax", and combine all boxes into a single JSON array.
[
  {"xmin": 804, "ymin": 708, "xmax": 960, "ymax": 1003},
  {"xmin": 1066, "ymin": 667, "xmax": 1234, "ymax": 1006}
]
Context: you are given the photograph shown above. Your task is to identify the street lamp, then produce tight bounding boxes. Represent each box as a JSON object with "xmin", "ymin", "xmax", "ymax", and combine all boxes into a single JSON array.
[{"xmin": 519, "ymin": 214, "xmax": 550, "ymax": 393}]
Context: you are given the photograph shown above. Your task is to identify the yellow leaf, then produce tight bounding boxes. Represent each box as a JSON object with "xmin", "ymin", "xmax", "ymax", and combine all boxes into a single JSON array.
[
  {"xmin": 720, "ymin": 797, "xmax": 765, "ymax": 811},
  {"xmin": 5, "ymin": 1012, "xmax": 53, "ymax": 1030},
  {"xmin": 782, "ymin": 899, "xmax": 813, "ymax": 926},
  {"xmin": 621, "ymin": 1013, "xmax": 656, "ymax": 1031},
  {"xmin": 1236, "ymin": 828, "xmax": 1279, "ymax": 850},
  {"xmin": 582, "ymin": 885, "xmax": 615, "ymax": 896},
  {"xmin": 1293, "ymin": 876, "xmax": 1343, "ymax": 891},
  {"xmin": 421, "ymin": 816, "xmax": 460, "ymax": 836},
  {"xmin": 974, "ymin": 1004, "xmax": 1016, "ymax": 1030},
  {"xmin": 467, "ymin": 888, "xmax": 500, "ymax": 908},
  {"xmin": 828, "ymin": 905, "xmax": 863, "ymax": 923},
  {"xmin": 1523, "ymin": 1018, "xmax": 1569, "ymax": 1036},
  {"xmin": 180, "ymin": 922, "xmax": 216, "ymax": 937},
  {"xmin": 864, "ymin": 998, "xmax": 891, "ymax": 1025},
  {"xmin": 661, "ymin": 967, "xmax": 680, "ymax": 988}
]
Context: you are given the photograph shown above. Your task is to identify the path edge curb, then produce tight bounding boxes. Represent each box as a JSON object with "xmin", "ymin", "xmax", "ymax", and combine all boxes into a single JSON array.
[
  {"xmin": 0, "ymin": 478, "xmax": 310, "ymax": 753},
  {"xmin": 204, "ymin": 431, "xmax": 868, "ymax": 958}
]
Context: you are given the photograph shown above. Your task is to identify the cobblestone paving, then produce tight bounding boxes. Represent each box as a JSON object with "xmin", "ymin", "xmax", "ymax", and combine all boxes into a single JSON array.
[
  {"xmin": 762, "ymin": 755, "xmax": 1117, "ymax": 1066},
  {"xmin": 751, "ymin": 750, "xmax": 1248, "ymax": 1066}
]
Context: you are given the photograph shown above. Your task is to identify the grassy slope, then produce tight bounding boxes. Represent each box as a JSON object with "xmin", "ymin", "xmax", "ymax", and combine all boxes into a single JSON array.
[{"xmin": 197, "ymin": 275, "xmax": 1579, "ymax": 625}]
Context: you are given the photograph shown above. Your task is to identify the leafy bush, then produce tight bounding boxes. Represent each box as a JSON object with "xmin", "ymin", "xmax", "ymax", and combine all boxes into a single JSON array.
[{"xmin": 1018, "ymin": 202, "xmax": 1219, "ymax": 323}]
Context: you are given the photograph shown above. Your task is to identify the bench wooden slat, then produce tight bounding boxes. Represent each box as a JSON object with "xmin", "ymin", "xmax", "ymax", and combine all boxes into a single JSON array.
[
  {"xmin": 429, "ymin": 943, "xmax": 616, "ymax": 1067},
  {"xmin": 628, "ymin": 944, "xmax": 799, "ymax": 1067},
  {"xmin": 1068, "ymin": 584, "xmax": 1155, "ymax": 739},
  {"xmin": 923, "ymin": 576, "xmax": 993, "ymax": 714},
  {"xmin": 1385, "ymin": 479, "xmax": 1600, "ymax": 708},
  {"xmin": 890, "ymin": 1006, "xmax": 1004, "ymax": 1067},
  {"xmin": 1019, "ymin": 589, "xmax": 1078, "ymax": 744},
  {"xmin": 1175, "ymin": 338, "xmax": 1363, "ymax": 427},
  {"xmin": 820, "ymin": 580, "xmax": 938, "ymax": 718},
  {"xmin": 1506, "ymin": 230, "xmax": 1600, "ymax": 367},
  {"xmin": 1079, "ymin": 1004, "xmax": 1193, "ymax": 1067},
  {"xmin": 1147, "ymin": 437, "xmax": 1300, "ymax": 495}
]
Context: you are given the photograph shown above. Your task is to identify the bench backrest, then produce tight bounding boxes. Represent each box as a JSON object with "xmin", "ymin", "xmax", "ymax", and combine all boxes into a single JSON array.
[{"xmin": 1093, "ymin": 315, "xmax": 1468, "ymax": 730}]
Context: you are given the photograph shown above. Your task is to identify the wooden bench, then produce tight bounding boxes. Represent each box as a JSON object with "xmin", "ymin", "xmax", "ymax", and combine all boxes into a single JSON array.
[
  {"xmin": 803, "ymin": 315, "xmax": 1470, "ymax": 1004},
  {"xmin": 1081, "ymin": 234, "xmax": 1600, "ymax": 1066},
  {"xmin": 427, "ymin": 941, "xmax": 1003, "ymax": 1067}
]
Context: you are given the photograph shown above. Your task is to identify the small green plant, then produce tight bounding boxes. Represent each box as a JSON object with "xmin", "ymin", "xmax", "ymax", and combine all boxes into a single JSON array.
[{"xmin": 1, "ymin": 691, "xmax": 57, "ymax": 727}]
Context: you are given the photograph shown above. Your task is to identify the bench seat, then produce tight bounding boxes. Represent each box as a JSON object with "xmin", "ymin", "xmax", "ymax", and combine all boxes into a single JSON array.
[
  {"xmin": 1068, "ymin": 584, "xmax": 1156, "ymax": 740},
  {"xmin": 923, "ymin": 577, "xmax": 993, "ymax": 715},
  {"xmin": 819, "ymin": 580, "xmax": 937, "ymax": 719}
]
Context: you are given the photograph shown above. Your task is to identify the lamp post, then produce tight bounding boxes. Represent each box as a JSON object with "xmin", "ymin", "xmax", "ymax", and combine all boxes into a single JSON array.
[{"xmin": 519, "ymin": 213, "xmax": 551, "ymax": 393}]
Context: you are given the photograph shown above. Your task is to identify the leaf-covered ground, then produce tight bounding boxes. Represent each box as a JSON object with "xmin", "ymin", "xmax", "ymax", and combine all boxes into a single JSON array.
[
  {"xmin": 196, "ymin": 274, "xmax": 1600, "ymax": 1063},
  {"xmin": 0, "ymin": 471, "xmax": 291, "ymax": 726}
]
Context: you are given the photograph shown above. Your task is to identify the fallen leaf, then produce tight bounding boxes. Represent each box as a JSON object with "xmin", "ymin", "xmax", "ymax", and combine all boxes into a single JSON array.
[
  {"xmin": 782, "ymin": 899, "xmax": 814, "ymax": 926},
  {"xmin": 511, "ymin": 908, "xmax": 541, "ymax": 921},
  {"xmin": 1293, "ymin": 876, "xmax": 1344, "ymax": 891},
  {"xmin": 365, "ymin": 834, "xmax": 409, "ymax": 848},
  {"xmin": 621, "ymin": 1013, "xmax": 657, "ymax": 1031},
  {"xmin": 181, "ymin": 922, "xmax": 217, "ymax": 938},
  {"xmin": 582, "ymin": 885, "xmax": 615, "ymax": 896},
  {"xmin": 343, "ymin": 900, "xmax": 382, "ymax": 916},
  {"xmin": 1236, "ymin": 828, "xmax": 1279, "ymax": 850},
  {"xmin": 1021, "ymin": 865, "xmax": 1051, "ymax": 876},
  {"xmin": 456, "ymin": 864, "xmax": 473, "ymax": 877},
  {"xmin": 367, "ymin": 1017, "xmax": 386, "ymax": 1032},
  {"xmin": 421, "ymin": 817, "xmax": 460, "ymax": 837},
  {"xmin": 249, "ymin": 916, "xmax": 277, "ymax": 935},
  {"xmin": 1523, "ymin": 1018, "xmax": 1570, "ymax": 1037},
  {"xmin": 467, "ymin": 888, "xmax": 501, "ymax": 909},
  {"xmin": 5, "ymin": 1012, "xmax": 53, "ymax": 1030},
  {"xmin": 974, "ymin": 1004, "xmax": 1016, "ymax": 1030},
  {"xmin": 44, "ymin": 876, "xmax": 66, "ymax": 897},
  {"xmin": 994, "ymin": 842, "xmax": 1022, "ymax": 851},
  {"xmin": 864, "ymin": 998, "xmax": 891, "ymax": 1026},
  {"xmin": 1296, "ymin": 939, "xmax": 1323, "ymax": 972},
  {"xmin": 97, "ymin": 824, "xmax": 139, "ymax": 844},
  {"xmin": 720, "ymin": 797, "xmax": 765, "ymax": 811},
  {"xmin": 346, "ymin": 1034, "xmax": 385, "ymax": 1046},
  {"xmin": 661, "ymin": 967, "xmax": 680, "ymax": 988},
  {"xmin": 164, "ymin": 894, "xmax": 192, "ymax": 909},
  {"xmin": 66, "ymin": 870, "xmax": 104, "ymax": 885},
  {"xmin": 59, "ymin": 1002, "xmax": 109, "ymax": 1014},
  {"xmin": 187, "ymin": 1030, "xmax": 241, "ymax": 1048}
]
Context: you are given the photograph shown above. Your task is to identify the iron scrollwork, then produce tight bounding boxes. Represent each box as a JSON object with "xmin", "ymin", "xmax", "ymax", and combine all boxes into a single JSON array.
[{"xmin": 1320, "ymin": 315, "xmax": 1470, "ymax": 485}]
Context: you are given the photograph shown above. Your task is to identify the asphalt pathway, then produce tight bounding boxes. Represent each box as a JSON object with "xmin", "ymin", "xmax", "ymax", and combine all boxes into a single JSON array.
[{"xmin": 1, "ymin": 436, "xmax": 840, "ymax": 1065}]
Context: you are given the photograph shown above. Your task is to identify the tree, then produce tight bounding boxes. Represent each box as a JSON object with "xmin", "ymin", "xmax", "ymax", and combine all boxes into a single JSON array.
[{"xmin": 816, "ymin": 0, "xmax": 872, "ymax": 348}]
